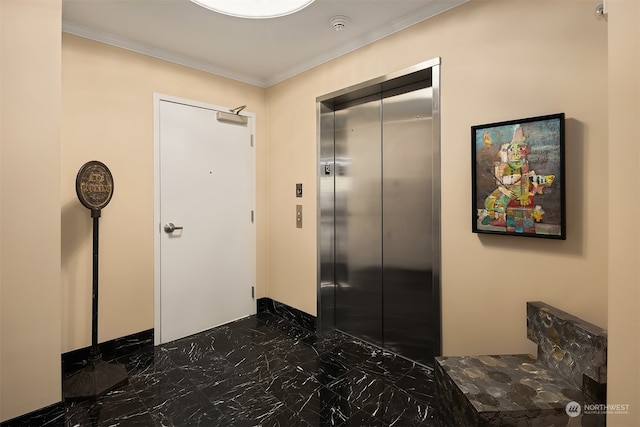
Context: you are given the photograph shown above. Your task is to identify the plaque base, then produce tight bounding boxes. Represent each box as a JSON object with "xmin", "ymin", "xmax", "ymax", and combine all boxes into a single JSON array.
[{"xmin": 63, "ymin": 357, "xmax": 128, "ymax": 400}]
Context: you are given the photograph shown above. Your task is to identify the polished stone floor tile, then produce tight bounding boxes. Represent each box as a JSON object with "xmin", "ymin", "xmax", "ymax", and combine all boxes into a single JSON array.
[
  {"xmin": 264, "ymin": 366, "xmax": 323, "ymax": 412},
  {"xmin": 360, "ymin": 385, "xmax": 432, "ymax": 426},
  {"xmin": 394, "ymin": 364, "xmax": 436, "ymax": 404},
  {"xmin": 65, "ymin": 385, "xmax": 151, "ymax": 427},
  {"xmin": 300, "ymin": 351, "xmax": 352, "ymax": 386},
  {"xmin": 54, "ymin": 312, "xmax": 440, "ymax": 426},
  {"xmin": 325, "ymin": 368, "xmax": 392, "ymax": 409},
  {"xmin": 363, "ymin": 349, "xmax": 417, "ymax": 382}
]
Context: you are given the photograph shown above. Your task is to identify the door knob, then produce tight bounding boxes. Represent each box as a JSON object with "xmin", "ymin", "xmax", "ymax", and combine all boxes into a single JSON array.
[{"xmin": 164, "ymin": 222, "xmax": 183, "ymax": 233}]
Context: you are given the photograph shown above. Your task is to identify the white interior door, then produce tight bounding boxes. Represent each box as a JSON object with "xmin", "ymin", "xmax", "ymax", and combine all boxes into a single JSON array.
[{"xmin": 155, "ymin": 96, "xmax": 255, "ymax": 344}]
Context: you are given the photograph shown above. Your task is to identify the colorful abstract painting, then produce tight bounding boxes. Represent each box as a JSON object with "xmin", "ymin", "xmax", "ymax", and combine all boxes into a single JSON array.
[{"xmin": 472, "ymin": 113, "xmax": 565, "ymax": 239}]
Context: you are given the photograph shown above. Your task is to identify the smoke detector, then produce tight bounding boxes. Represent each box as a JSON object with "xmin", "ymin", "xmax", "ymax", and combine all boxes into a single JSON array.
[{"xmin": 329, "ymin": 15, "xmax": 349, "ymax": 32}]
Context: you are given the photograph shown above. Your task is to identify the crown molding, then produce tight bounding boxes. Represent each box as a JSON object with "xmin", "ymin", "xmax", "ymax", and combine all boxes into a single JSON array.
[
  {"xmin": 62, "ymin": 20, "xmax": 266, "ymax": 87},
  {"xmin": 63, "ymin": 0, "xmax": 468, "ymax": 88},
  {"xmin": 265, "ymin": 0, "xmax": 468, "ymax": 86}
]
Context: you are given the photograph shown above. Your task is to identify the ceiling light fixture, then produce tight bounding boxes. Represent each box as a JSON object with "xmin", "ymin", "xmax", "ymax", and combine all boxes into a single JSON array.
[{"xmin": 191, "ymin": 0, "xmax": 315, "ymax": 19}]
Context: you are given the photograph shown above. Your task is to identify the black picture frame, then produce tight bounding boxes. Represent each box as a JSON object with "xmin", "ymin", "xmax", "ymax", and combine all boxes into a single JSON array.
[{"xmin": 471, "ymin": 113, "xmax": 565, "ymax": 239}]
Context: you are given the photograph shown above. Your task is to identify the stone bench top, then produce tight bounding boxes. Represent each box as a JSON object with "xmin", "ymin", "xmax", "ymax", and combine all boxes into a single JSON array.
[
  {"xmin": 435, "ymin": 303, "xmax": 607, "ymax": 425},
  {"xmin": 436, "ymin": 353, "xmax": 588, "ymax": 414}
]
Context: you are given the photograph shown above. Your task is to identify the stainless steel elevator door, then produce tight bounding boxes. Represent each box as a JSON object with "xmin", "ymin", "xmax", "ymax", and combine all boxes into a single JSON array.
[
  {"xmin": 333, "ymin": 86, "xmax": 435, "ymax": 364},
  {"xmin": 334, "ymin": 96, "xmax": 384, "ymax": 347},
  {"xmin": 382, "ymin": 87, "xmax": 435, "ymax": 363}
]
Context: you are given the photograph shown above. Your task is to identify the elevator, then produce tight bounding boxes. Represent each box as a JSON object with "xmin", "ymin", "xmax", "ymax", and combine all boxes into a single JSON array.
[{"xmin": 317, "ymin": 59, "xmax": 441, "ymax": 366}]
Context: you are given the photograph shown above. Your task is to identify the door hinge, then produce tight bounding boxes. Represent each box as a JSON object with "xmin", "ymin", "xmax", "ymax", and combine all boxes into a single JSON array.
[
  {"xmin": 250, "ymin": 135, "xmax": 254, "ymax": 147},
  {"xmin": 251, "ymin": 286, "xmax": 255, "ymax": 299},
  {"xmin": 251, "ymin": 210, "xmax": 254, "ymax": 223}
]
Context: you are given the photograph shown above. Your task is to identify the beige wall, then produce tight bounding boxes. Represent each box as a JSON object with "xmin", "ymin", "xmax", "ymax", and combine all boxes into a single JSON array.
[
  {"xmin": 267, "ymin": 0, "xmax": 608, "ymax": 356},
  {"xmin": 61, "ymin": 34, "xmax": 267, "ymax": 352},
  {"xmin": 0, "ymin": 0, "xmax": 62, "ymax": 422},
  {"xmin": 607, "ymin": 0, "xmax": 640, "ymax": 424}
]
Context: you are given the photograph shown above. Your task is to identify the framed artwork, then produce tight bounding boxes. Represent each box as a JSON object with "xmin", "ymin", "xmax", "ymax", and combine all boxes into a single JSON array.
[{"xmin": 472, "ymin": 113, "xmax": 565, "ymax": 239}]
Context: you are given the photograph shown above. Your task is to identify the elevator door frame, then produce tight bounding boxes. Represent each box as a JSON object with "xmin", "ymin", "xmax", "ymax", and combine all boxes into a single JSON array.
[{"xmin": 316, "ymin": 58, "xmax": 442, "ymax": 360}]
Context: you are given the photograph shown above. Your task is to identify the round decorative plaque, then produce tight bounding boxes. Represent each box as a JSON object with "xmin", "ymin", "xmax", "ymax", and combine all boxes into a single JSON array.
[{"xmin": 76, "ymin": 161, "xmax": 114, "ymax": 211}]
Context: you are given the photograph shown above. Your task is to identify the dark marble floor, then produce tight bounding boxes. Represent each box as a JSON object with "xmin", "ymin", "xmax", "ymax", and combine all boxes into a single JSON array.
[{"xmin": 61, "ymin": 312, "xmax": 438, "ymax": 426}]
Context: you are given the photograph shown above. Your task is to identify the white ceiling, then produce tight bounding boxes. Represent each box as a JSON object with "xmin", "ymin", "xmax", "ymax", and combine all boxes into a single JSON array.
[{"xmin": 62, "ymin": 0, "xmax": 468, "ymax": 88}]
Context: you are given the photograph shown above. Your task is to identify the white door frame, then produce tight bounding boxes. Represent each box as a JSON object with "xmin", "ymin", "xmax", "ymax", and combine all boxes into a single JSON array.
[{"xmin": 153, "ymin": 92, "xmax": 256, "ymax": 346}]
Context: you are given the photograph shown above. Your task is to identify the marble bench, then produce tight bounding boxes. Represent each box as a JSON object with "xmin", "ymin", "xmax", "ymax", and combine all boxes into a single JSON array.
[{"xmin": 435, "ymin": 301, "xmax": 607, "ymax": 426}]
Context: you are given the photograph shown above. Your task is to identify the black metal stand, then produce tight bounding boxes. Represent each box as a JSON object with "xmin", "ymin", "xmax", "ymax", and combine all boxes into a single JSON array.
[{"xmin": 63, "ymin": 209, "xmax": 128, "ymax": 400}]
